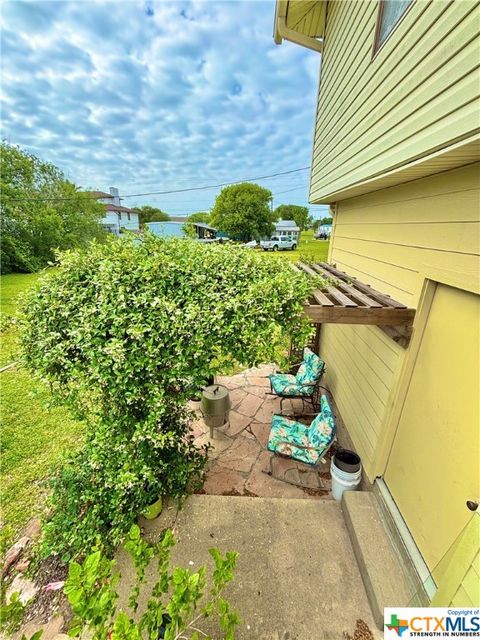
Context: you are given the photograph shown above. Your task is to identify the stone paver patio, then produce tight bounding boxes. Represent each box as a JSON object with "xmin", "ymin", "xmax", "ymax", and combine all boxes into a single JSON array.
[{"xmin": 190, "ymin": 365, "xmax": 333, "ymax": 500}]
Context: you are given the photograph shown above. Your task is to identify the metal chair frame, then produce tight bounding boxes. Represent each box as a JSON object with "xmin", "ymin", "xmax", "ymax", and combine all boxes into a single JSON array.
[{"xmin": 268, "ymin": 360, "xmax": 326, "ymax": 416}]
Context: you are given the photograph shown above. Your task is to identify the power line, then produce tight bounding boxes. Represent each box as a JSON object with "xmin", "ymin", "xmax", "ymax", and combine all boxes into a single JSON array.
[
  {"xmin": 5, "ymin": 166, "xmax": 311, "ymax": 202},
  {"xmin": 126, "ymin": 181, "xmax": 309, "ymax": 207}
]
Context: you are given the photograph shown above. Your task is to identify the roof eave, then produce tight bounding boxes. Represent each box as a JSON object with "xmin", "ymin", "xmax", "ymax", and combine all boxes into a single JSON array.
[{"xmin": 273, "ymin": 0, "xmax": 326, "ymax": 53}]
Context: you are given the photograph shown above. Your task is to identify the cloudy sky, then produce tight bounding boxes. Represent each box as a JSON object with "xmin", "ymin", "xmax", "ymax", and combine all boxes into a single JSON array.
[{"xmin": 1, "ymin": 0, "xmax": 328, "ymax": 217}]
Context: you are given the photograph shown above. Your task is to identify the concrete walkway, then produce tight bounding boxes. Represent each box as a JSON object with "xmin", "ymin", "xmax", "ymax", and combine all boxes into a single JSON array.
[
  {"xmin": 116, "ymin": 495, "xmax": 380, "ymax": 640},
  {"xmin": 190, "ymin": 365, "xmax": 333, "ymax": 499}
]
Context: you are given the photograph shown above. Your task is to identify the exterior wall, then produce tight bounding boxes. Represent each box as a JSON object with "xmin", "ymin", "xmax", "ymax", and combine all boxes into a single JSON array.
[
  {"xmin": 320, "ymin": 163, "xmax": 480, "ymax": 480},
  {"xmin": 310, "ymin": 0, "xmax": 480, "ymax": 202},
  {"xmin": 101, "ymin": 211, "xmax": 120, "ymax": 234},
  {"xmin": 432, "ymin": 514, "xmax": 480, "ymax": 606},
  {"xmin": 450, "ymin": 550, "xmax": 480, "ymax": 606},
  {"xmin": 119, "ymin": 212, "xmax": 139, "ymax": 232}
]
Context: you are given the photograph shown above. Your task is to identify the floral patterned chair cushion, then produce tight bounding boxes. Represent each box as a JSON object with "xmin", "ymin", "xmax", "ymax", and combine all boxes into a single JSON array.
[
  {"xmin": 267, "ymin": 395, "xmax": 336, "ymax": 465},
  {"xmin": 269, "ymin": 348, "xmax": 324, "ymax": 398},
  {"xmin": 296, "ymin": 348, "xmax": 325, "ymax": 386},
  {"xmin": 269, "ymin": 373, "xmax": 314, "ymax": 397}
]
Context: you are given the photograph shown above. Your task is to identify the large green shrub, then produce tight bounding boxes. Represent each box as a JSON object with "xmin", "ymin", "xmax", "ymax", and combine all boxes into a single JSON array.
[{"xmin": 20, "ymin": 235, "xmax": 315, "ymax": 560}]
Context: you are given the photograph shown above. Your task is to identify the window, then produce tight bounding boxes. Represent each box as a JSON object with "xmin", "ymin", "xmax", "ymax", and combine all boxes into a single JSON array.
[
  {"xmin": 127, "ymin": 212, "xmax": 131, "ymax": 221},
  {"xmin": 373, "ymin": 0, "xmax": 413, "ymax": 54}
]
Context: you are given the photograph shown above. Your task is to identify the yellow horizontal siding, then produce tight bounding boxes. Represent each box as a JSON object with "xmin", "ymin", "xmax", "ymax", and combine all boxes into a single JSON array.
[
  {"xmin": 460, "ymin": 560, "xmax": 480, "ymax": 605},
  {"xmin": 314, "ymin": 1, "xmax": 475, "ymax": 163},
  {"xmin": 321, "ymin": 164, "xmax": 480, "ymax": 480},
  {"xmin": 310, "ymin": 0, "xmax": 480, "ymax": 201},
  {"xmin": 450, "ymin": 552, "xmax": 480, "ymax": 605},
  {"xmin": 322, "ymin": 323, "xmax": 403, "ymax": 476}
]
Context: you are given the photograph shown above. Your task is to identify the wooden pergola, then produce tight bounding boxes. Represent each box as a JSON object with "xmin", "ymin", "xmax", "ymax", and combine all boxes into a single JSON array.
[{"xmin": 292, "ymin": 262, "xmax": 416, "ymax": 348}]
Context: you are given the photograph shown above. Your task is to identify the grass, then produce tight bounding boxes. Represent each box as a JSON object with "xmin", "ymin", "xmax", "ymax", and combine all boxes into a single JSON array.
[
  {"xmin": 0, "ymin": 272, "xmax": 43, "ymax": 317},
  {"xmin": 258, "ymin": 229, "xmax": 329, "ymax": 263},
  {"xmin": 0, "ymin": 271, "xmax": 84, "ymax": 556}
]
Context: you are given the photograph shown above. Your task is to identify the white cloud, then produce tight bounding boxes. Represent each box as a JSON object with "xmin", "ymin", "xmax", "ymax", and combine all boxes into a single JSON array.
[{"xmin": 2, "ymin": 0, "xmax": 328, "ymax": 217}]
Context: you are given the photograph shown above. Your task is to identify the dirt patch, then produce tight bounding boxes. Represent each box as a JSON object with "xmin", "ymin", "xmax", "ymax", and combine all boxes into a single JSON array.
[{"xmin": 17, "ymin": 555, "xmax": 71, "ymax": 635}]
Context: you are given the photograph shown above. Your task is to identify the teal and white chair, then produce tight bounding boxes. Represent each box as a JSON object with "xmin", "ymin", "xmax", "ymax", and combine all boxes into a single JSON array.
[
  {"xmin": 268, "ymin": 347, "xmax": 326, "ymax": 414},
  {"xmin": 266, "ymin": 395, "xmax": 336, "ymax": 489}
]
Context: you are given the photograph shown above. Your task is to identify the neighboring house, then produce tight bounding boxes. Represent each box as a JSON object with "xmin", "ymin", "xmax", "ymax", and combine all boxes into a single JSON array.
[
  {"xmin": 147, "ymin": 219, "xmax": 218, "ymax": 240},
  {"xmin": 274, "ymin": 0, "xmax": 479, "ymax": 612},
  {"xmin": 89, "ymin": 187, "xmax": 140, "ymax": 234},
  {"xmin": 274, "ymin": 219, "xmax": 300, "ymax": 240}
]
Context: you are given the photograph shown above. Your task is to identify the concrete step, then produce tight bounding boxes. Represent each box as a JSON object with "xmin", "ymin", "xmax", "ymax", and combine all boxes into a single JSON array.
[
  {"xmin": 116, "ymin": 494, "xmax": 382, "ymax": 639},
  {"xmin": 342, "ymin": 490, "xmax": 421, "ymax": 629}
]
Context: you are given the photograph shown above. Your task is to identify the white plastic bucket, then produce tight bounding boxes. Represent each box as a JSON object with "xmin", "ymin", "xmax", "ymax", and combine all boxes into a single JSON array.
[{"xmin": 331, "ymin": 458, "xmax": 362, "ymax": 501}]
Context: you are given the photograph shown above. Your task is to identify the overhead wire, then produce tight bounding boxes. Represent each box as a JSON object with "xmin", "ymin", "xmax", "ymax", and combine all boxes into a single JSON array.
[{"xmin": 5, "ymin": 166, "xmax": 311, "ymax": 202}]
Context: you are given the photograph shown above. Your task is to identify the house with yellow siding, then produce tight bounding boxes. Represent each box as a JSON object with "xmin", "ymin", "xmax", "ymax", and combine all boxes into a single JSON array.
[{"xmin": 274, "ymin": 0, "xmax": 479, "ymax": 611}]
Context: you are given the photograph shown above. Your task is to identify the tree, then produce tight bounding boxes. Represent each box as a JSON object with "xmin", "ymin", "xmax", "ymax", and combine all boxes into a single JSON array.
[
  {"xmin": 0, "ymin": 143, "xmax": 105, "ymax": 274},
  {"xmin": 133, "ymin": 205, "xmax": 169, "ymax": 226},
  {"xmin": 210, "ymin": 183, "xmax": 275, "ymax": 241},
  {"xmin": 189, "ymin": 211, "xmax": 211, "ymax": 224},
  {"xmin": 274, "ymin": 204, "xmax": 312, "ymax": 231}
]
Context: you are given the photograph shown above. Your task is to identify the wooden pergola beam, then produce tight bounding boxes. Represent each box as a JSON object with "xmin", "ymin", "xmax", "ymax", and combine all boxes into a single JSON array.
[
  {"xmin": 304, "ymin": 304, "xmax": 416, "ymax": 325},
  {"xmin": 294, "ymin": 261, "xmax": 416, "ymax": 346}
]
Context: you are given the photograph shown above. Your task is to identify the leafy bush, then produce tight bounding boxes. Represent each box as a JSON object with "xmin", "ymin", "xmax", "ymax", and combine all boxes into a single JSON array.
[
  {"xmin": 20, "ymin": 235, "xmax": 315, "ymax": 560},
  {"xmin": 63, "ymin": 525, "xmax": 240, "ymax": 639}
]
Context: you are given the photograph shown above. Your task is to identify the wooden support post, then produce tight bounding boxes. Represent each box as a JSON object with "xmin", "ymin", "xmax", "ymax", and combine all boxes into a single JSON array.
[{"xmin": 313, "ymin": 324, "xmax": 322, "ymax": 355}]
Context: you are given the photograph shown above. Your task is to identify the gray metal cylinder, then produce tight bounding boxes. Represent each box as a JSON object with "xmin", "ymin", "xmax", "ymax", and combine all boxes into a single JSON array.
[
  {"xmin": 201, "ymin": 384, "xmax": 231, "ymax": 416},
  {"xmin": 201, "ymin": 385, "xmax": 231, "ymax": 436}
]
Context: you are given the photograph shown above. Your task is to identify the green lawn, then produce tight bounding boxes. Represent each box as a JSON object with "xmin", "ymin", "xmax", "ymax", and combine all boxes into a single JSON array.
[
  {"xmin": 259, "ymin": 229, "xmax": 329, "ymax": 263},
  {"xmin": 0, "ymin": 272, "xmax": 43, "ymax": 317},
  {"xmin": 0, "ymin": 271, "xmax": 84, "ymax": 556}
]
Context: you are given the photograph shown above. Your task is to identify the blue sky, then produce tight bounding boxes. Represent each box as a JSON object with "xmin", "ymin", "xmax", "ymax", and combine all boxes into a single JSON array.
[{"xmin": 1, "ymin": 0, "xmax": 329, "ymax": 218}]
